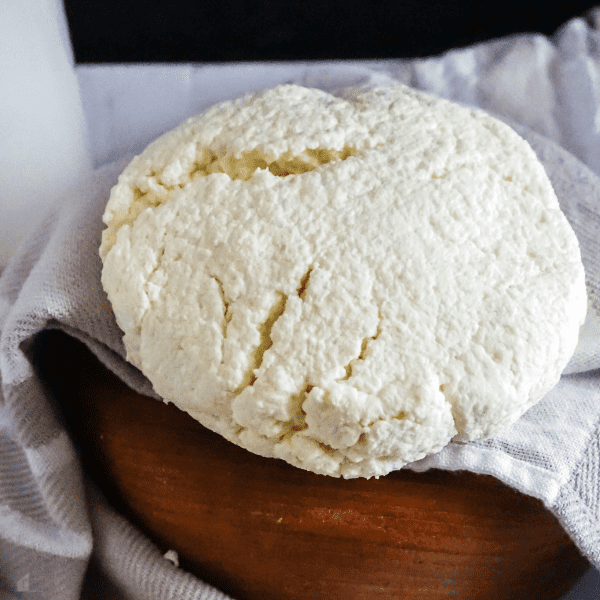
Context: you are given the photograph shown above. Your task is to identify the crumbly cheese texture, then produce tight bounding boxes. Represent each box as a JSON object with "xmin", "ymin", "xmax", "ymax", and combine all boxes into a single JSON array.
[{"xmin": 100, "ymin": 84, "xmax": 586, "ymax": 479}]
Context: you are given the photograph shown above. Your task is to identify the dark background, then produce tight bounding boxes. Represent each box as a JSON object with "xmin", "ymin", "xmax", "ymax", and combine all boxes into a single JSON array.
[{"xmin": 65, "ymin": 0, "xmax": 599, "ymax": 63}]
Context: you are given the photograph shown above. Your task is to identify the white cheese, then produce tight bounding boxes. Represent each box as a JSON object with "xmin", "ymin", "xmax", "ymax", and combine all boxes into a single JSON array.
[{"xmin": 100, "ymin": 83, "xmax": 587, "ymax": 478}]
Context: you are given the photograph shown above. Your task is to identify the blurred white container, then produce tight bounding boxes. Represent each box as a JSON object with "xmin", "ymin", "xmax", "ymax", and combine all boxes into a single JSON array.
[{"xmin": 0, "ymin": 0, "xmax": 91, "ymax": 267}]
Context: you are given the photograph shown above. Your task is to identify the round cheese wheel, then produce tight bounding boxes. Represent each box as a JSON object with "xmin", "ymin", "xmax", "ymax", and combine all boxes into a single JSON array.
[{"xmin": 100, "ymin": 83, "xmax": 586, "ymax": 478}]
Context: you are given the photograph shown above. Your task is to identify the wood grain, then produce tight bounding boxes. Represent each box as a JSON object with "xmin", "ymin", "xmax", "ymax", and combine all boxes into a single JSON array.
[{"xmin": 36, "ymin": 330, "xmax": 590, "ymax": 600}]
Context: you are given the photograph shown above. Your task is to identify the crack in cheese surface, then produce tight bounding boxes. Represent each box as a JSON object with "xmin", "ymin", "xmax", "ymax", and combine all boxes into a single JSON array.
[
  {"xmin": 102, "ymin": 146, "xmax": 358, "ymax": 252},
  {"xmin": 100, "ymin": 83, "xmax": 586, "ymax": 478}
]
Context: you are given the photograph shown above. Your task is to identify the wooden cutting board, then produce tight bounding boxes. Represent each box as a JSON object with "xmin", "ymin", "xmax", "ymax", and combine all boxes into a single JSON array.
[{"xmin": 36, "ymin": 330, "xmax": 590, "ymax": 600}]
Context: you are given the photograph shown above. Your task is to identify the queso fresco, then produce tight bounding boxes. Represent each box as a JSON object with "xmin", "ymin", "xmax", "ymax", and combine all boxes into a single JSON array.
[{"xmin": 99, "ymin": 83, "xmax": 586, "ymax": 479}]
